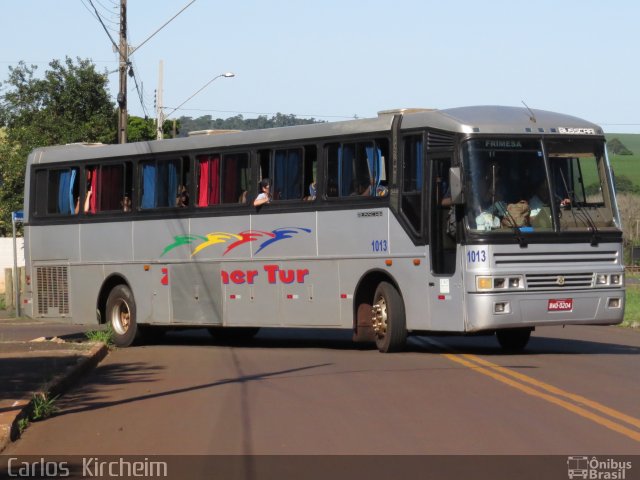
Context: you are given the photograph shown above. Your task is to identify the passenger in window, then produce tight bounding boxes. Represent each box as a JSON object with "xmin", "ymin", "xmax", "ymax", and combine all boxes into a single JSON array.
[
  {"xmin": 307, "ymin": 181, "xmax": 317, "ymax": 201},
  {"xmin": 121, "ymin": 195, "xmax": 132, "ymax": 212},
  {"xmin": 437, "ymin": 176, "xmax": 452, "ymax": 207},
  {"xmin": 75, "ymin": 169, "xmax": 94, "ymax": 214},
  {"xmin": 253, "ymin": 179, "xmax": 271, "ymax": 207},
  {"xmin": 176, "ymin": 185, "xmax": 189, "ymax": 207},
  {"xmin": 351, "ymin": 179, "xmax": 372, "ymax": 196},
  {"xmin": 238, "ymin": 190, "xmax": 248, "ymax": 204},
  {"xmin": 474, "ymin": 171, "xmax": 507, "ymax": 230}
]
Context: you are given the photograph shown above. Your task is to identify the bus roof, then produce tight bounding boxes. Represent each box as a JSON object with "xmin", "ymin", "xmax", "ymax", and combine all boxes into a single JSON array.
[
  {"xmin": 26, "ymin": 105, "xmax": 603, "ymax": 165},
  {"xmin": 401, "ymin": 105, "xmax": 604, "ymax": 135}
]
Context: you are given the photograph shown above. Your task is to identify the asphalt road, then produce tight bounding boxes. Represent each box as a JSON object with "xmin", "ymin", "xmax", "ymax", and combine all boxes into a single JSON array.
[{"xmin": 4, "ymin": 325, "xmax": 640, "ymax": 455}]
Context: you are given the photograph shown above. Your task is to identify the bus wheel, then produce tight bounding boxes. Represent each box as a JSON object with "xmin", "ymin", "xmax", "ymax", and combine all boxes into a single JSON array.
[
  {"xmin": 207, "ymin": 327, "xmax": 260, "ymax": 341},
  {"xmin": 496, "ymin": 328, "xmax": 531, "ymax": 352},
  {"xmin": 371, "ymin": 282, "xmax": 406, "ymax": 353},
  {"xmin": 106, "ymin": 284, "xmax": 138, "ymax": 348}
]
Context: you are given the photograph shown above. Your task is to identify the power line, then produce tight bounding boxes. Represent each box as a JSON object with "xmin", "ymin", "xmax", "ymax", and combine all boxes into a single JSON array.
[
  {"xmin": 85, "ymin": 0, "xmax": 120, "ymax": 58},
  {"xmin": 129, "ymin": 0, "xmax": 197, "ymax": 57}
]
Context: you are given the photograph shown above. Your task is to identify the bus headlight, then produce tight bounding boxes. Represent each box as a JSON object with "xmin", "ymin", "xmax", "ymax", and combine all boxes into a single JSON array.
[
  {"xmin": 476, "ymin": 275, "xmax": 524, "ymax": 292},
  {"xmin": 596, "ymin": 274, "xmax": 608, "ymax": 285},
  {"xmin": 594, "ymin": 273, "xmax": 624, "ymax": 287}
]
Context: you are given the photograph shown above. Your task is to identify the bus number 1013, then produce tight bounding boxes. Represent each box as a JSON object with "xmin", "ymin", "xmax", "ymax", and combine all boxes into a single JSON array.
[
  {"xmin": 467, "ymin": 249, "xmax": 487, "ymax": 263},
  {"xmin": 371, "ymin": 240, "xmax": 388, "ymax": 252}
]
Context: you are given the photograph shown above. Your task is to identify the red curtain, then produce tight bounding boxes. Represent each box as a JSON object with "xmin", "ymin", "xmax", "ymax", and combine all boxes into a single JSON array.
[
  {"xmin": 89, "ymin": 167, "xmax": 98, "ymax": 213},
  {"xmin": 197, "ymin": 155, "xmax": 220, "ymax": 207},
  {"xmin": 197, "ymin": 158, "xmax": 210, "ymax": 207}
]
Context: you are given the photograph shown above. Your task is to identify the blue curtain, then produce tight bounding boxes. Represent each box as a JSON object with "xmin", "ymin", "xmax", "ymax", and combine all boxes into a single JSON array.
[
  {"xmin": 57, "ymin": 170, "xmax": 71, "ymax": 214},
  {"xmin": 287, "ymin": 150, "xmax": 301, "ymax": 199},
  {"xmin": 141, "ymin": 164, "xmax": 156, "ymax": 209},
  {"xmin": 274, "ymin": 150, "xmax": 302, "ymax": 200},
  {"xmin": 143, "ymin": 161, "xmax": 178, "ymax": 208},
  {"xmin": 339, "ymin": 145, "xmax": 355, "ymax": 195},
  {"xmin": 274, "ymin": 150, "xmax": 286, "ymax": 200},
  {"xmin": 167, "ymin": 161, "xmax": 178, "ymax": 207},
  {"xmin": 365, "ymin": 145, "xmax": 385, "ymax": 196},
  {"xmin": 68, "ymin": 169, "xmax": 77, "ymax": 214}
]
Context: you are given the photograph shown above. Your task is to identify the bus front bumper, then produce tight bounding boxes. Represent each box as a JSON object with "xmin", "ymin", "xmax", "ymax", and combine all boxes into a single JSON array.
[{"xmin": 464, "ymin": 289, "xmax": 625, "ymax": 332}]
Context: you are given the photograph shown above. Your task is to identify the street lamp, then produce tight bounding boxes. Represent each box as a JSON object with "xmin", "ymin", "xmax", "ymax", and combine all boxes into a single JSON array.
[{"xmin": 163, "ymin": 72, "xmax": 235, "ymax": 119}]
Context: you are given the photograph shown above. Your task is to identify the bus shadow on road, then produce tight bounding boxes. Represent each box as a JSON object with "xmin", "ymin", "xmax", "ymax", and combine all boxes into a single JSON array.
[
  {"xmin": 157, "ymin": 328, "xmax": 377, "ymax": 351},
  {"xmin": 407, "ymin": 333, "xmax": 640, "ymax": 356},
  {"xmin": 133, "ymin": 327, "xmax": 640, "ymax": 356}
]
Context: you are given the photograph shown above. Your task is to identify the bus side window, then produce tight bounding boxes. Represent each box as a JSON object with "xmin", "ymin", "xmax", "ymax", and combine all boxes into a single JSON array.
[
  {"xmin": 86, "ymin": 163, "xmax": 131, "ymax": 213},
  {"xmin": 196, "ymin": 154, "xmax": 221, "ymax": 207},
  {"xmin": 273, "ymin": 148, "xmax": 303, "ymax": 200},
  {"xmin": 326, "ymin": 140, "xmax": 387, "ymax": 198},
  {"xmin": 222, "ymin": 153, "xmax": 250, "ymax": 204},
  {"xmin": 140, "ymin": 157, "xmax": 189, "ymax": 209},
  {"xmin": 42, "ymin": 168, "xmax": 79, "ymax": 216}
]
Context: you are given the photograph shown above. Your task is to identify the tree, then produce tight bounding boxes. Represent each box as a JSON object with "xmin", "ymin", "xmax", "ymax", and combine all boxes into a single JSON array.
[
  {"xmin": 0, "ymin": 57, "xmax": 116, "ymax": 235},
  {"xmin": 608, "ymin": 138, "xmax": 633, "ymax": 156},
  {"xmin": 127, "ymin": 116, "xmax": 177, "ymax": 142}
]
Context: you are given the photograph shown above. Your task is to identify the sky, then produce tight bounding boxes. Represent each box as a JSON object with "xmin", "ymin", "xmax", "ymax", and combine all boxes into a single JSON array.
[{"xmin": 1, "ymin": 0, "xmax": 639, "ymax": 133}]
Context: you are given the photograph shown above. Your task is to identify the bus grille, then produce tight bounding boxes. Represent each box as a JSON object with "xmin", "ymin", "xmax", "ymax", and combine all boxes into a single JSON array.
[
  {"xmin": 36, "ymin": 266, "xmax": 70, "ymax": 316},
  {"xmin": 526, "ymin": 272, "xmax": 595, "ymax": 290},
  {"xmin": 494, "ymin": 250, "xmax": 619, "ymax": 266}
]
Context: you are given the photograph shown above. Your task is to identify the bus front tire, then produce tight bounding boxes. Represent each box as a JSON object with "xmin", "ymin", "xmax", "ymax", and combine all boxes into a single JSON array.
[
  {"xmin": 372, "ymin": 282, "xmax": 407, "ymax": 353},
  {"xmin": 106, "ymin": 284, "xmax": 138, "ymax": 348},
  {"xmin": 496, "ymin": 328, "xmax": 531, "ymax": 352}
]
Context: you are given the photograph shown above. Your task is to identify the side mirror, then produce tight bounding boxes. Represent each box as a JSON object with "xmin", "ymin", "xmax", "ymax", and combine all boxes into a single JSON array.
[{"xmin": 449, "ymin": 167, "xmax": 464, "ymax": 205}]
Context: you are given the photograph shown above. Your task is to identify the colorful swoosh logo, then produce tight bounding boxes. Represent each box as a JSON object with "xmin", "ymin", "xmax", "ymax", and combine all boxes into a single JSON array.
[{"xmin": 161, "ymin": 227, "xmax": 312, "ymax": 257}]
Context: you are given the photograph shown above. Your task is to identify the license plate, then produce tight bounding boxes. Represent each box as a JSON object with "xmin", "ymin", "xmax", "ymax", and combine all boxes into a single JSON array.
[{"xmin": 548, "ymin": 298, "xmax": 573, "ymax": 311}]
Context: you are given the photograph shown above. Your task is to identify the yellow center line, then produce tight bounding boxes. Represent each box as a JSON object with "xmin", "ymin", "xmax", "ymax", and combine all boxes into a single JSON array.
[
  {"xmin": 463, "ymin": 353, "xmax": 640, "ymax": 431},
  {"xmin": 441, "ymin": 353, "xmax": 640, "ymax": 443},
  {"xmin": 412, "ymin": 337, "xmax": 640, "ymax": 443}
]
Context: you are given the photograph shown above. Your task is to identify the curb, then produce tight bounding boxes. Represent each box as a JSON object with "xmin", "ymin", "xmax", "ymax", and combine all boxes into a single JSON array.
[{"xmin": 0, "ymin": 342, "xmax": 109, "ymax": 453}]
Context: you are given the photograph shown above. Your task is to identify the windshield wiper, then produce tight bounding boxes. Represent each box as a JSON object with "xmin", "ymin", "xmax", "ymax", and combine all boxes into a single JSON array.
[{"xmin": 499, "ymin": 204, "xmax": 528, "ymax": 247}]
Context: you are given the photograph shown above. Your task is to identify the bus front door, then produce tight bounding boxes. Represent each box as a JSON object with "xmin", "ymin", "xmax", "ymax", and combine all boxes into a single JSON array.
[{"xmin": 427, "ymin": 156, "xmax": 464, "ymax": 331}]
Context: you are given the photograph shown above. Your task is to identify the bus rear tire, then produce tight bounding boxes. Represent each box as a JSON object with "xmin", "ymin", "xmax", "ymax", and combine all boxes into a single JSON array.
[
  {"xmin": 496, "ymin": 328, "xmax": 531, "ymax": 352},
  {"xmin": 106, "ymin": 284, "xmax": 138, "ymax": 348},
  {"xmin": 372, "ymin": 282, "xmax": 406, "ymax": 353}
]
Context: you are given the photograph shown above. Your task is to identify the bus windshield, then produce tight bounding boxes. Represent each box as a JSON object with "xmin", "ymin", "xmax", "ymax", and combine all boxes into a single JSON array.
[{"xmin": 463, "ymin": 138, "xmax": 618, "ymax": 234}]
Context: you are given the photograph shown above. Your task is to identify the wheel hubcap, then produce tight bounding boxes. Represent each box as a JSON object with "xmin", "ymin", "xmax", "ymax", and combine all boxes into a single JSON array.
[
  {"xmin": 371, "ymin": 297, "xmax": 388, "ymax": 337},
  {"xmin": 111, "ymin": 299, "xmax": 131, "ymax": 335}
]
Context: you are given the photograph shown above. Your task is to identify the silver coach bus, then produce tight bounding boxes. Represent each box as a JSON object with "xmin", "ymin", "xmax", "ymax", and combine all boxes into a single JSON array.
[{"xmin": 22, "ymin": 106, "xmax": 624, "ymax": 351}]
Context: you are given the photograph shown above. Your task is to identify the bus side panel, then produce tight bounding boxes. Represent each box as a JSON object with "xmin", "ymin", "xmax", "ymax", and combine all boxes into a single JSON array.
[
  {"xmin": 170, "ymin": 262, "xmax": 223, "ymax": 325},
  {"xmin": 81, "ymin": 221, "xmax": 133, "ymax": 263},
  {"xmin": 134, "ymin": 218, "xmax": 194, "ymax": 262},
  {"xmin": 317, "ymin": 209, "xmax": 387, "ymax": 257},
  {"xmin": 69, "ymin": 265, "xmax": 104, "ymax": 325},
  {"xmin": 387, "ymin": 214, "xmax": 433, "ymax": 331},
  {"xmin": 223, "ymin": 261, "xmax": 280, "ymax": 326},
  {"xmin": 249, "ymin": 211, "xmax": 317, "ymax": 259},
  {"xmin": 29, "ymin": 225, "xmax": 80, "ymax": 262},
  {"xmin": 278, "ymin": 260, "xmax": 340, "ymax": 326}
]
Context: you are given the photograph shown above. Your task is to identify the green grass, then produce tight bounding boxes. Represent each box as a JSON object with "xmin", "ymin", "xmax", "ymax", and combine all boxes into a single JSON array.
[
  {"xmin": 85, "ymin": 325, "xmax": 114, "ymax": 346},
  {"xmin": 30, "ymin": 392, "xmax": 59, "ymax": 421},
  {"xmin": 606, "ymin": 133, "xmax": 640, "ymax": 187},
  {"xmin": 624, "ymin": 282, "xmax": 640, "ymax": 328}
]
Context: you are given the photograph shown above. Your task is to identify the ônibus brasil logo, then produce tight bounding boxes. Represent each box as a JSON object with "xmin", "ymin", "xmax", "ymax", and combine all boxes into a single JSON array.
[{"xmin": 567, "ymin": 456, "xmax": 632, "ymax": 479}]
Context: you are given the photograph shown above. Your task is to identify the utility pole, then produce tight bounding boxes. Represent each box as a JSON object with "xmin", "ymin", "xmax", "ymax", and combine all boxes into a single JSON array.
[
  {"xmin": 117, "ymin": 0, "xmax": 128, "ymax": 144},
  {"xmin": 156, "ymin": 60, "xmax": 164, "ymax": 140}
]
